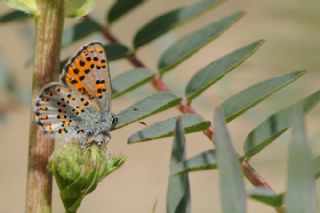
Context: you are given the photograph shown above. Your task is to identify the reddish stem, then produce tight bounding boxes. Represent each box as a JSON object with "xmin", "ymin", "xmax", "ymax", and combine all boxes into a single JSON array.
[
  {"xmin": 98, "ymin": 19, "xmax": 275, "ymax": 192},
  {"xmin": 242, "ymin": 160, "xmax": 275, "ymax": 192},
  {"xmin": 178, "ymin": 100, "xmax": 196, "ymax": 114},
  {"xmin": 151, "ymin": 76, "xmax": 169, "ymax": 91}
]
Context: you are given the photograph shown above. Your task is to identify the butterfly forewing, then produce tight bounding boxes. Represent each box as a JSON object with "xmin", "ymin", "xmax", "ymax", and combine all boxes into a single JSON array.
[{"xmin": 61, "ymin": 42, "xmax": 112, "ymax": 113}]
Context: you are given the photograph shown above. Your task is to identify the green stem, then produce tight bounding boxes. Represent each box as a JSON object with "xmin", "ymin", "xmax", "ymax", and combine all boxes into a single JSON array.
[
  {"xmin": 26, "ymin": 1, "xmax": 64, "ymax": 212},
  {"xmin": 276, "ymin": 206, "xmax": 285, "ymax": 213}
]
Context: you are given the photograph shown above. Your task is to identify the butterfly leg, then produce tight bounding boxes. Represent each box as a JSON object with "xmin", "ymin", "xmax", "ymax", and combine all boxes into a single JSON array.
[{"xmin": 111, "ymin": 113, "xmax": 118, "ymax": 130}]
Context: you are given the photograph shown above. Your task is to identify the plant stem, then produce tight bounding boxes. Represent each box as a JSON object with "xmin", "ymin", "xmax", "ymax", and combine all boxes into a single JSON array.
[
  {"xmin": 99, "ymin": 18, "xmax": 277, "ymax": 194},
  {"xmin": 26, "ymin": 1, "xmax": 64, "ymax": 212},
  {"xmin": 241, "ymin": 160, "xmax": 274, "ymax": 191}
]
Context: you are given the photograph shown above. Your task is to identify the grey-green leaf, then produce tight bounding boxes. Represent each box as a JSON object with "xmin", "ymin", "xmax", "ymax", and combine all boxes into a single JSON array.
[
  {"xmin": 214, "ymin": 109, "xmax": 246, "ymax": 213},
  {"xmin": 167, "ymin": 118, "xmax": 190, "ymax": 213},
  {"xmin": 0, "ymin": 10, "xmax": 31, "ymax": 23},
  {"xmin": 61, "ymin": 18, "xmax": 101, "ymax": 47},
  {"xmin": 314, "ymin": 156, "xmax": 320, "ymax": 179},
  {"xmin": 114, "ymin": 92, "xmax": 182, "ymax": 129},
  {"xmin": 249, "ymin": 188, "xmax": 283, "ymax": 207},
  {"xmin": 158, "ymin": 11, "xmax": 245, "ymax": 74},
  {"xmin": 133, "ymin": 0, "xmax": 223, "ymax": 48},
  {"xmin": 244, "ymin": 91, "xmax": 320, "ymax": 159},
  {"xmin": 285, "ymin": 108, "xmax": 315, "ymax": 213},
  {"xmin": 104, "ymin": 43, "xmax": 132, "ymax": 60},
  {"xmin": 107, "ymin": 0, "xmax": 145, "ymax": 24},
  {"xmin": 0, "ymin": 57, "xmax": 16, "ymax": 93},
  {"xmin": 171, "ymin": 149, "xmax": 217, "ymax": 175},
  {"xmin": 128, "ymin": 114, "xmax": 210, "ymax": 143},
  {"xmin": 112, "ymin": 68, "xmax": 154, "ymax": 99},
  {"xmin": 221, "ymin": 70, "xmax": 306, "ymax": 122},
  {"xmin": 185, "ymin": 40, "xmax": 264, "ymax": 100}
]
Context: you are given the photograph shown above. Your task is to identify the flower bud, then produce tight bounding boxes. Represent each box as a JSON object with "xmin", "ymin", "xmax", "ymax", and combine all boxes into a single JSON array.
[
  {"xmin": 3, "ymin": 0, "xmax": 39, "ymax": 16},
  {"xmin": 64, "ymin": 0, "xmax": 95, "ymax": 18},
  {"xmin": 48, "ymin": 142, "xmax": 126, "ymax": 212}
]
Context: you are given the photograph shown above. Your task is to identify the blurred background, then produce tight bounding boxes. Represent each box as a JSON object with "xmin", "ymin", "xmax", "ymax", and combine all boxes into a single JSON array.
[{"xmin": 0, "ymin": 0, "xmax": 319, "ymax": 212}]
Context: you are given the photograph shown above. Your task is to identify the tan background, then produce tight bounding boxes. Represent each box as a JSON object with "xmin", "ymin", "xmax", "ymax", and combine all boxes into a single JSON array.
[{"xmin": 0, "ymin": 0, "xmax": 320, "ymax": 212}]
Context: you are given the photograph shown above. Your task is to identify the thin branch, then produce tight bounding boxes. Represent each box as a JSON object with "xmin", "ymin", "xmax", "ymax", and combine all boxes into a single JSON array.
[
  {"xmin": 26, "ymin": 1, "xmax": 64, "ymax": 212},
  {"xmin": 99, "ymin": 19, "xmax": 276, "ymax": 193}
]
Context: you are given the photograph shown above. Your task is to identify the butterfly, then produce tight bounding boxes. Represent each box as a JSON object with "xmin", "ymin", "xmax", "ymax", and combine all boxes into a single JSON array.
[{"xmin": 34, "ymin": 42, "xmax": 117, "ymax": 145}]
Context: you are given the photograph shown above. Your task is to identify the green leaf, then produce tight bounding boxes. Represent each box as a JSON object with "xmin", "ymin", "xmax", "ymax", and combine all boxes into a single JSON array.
[
  {"xmin": 0, "ymin": 57, "xmax": 16, "ymax": 93},
  {"xmin": 104, "ymin": 43, "xmax": 132, "ymax": 60},
  {"xmin": 167, "ymin": 118, "xmax": 190, "ymax": 213},
  {"xmin": 0, "ymin": 10, "xmax": 31, "ymax": 23},
  {"xmin": 313, "ymin": 156, "xmax": 320, "ymax": 178},
  {"xmin": 244, "ymin": 91, "xmax": 320, "ymax": 159},
  {"xmin": 214, "ymin": 109, "xmax": 246, "ymax": 213},
  {"xmin": 221, "ymin": 70, "xmax": 306, "ymax": 122},
  {"xmin": 171, "ymin": 149, "xmax": 217, "ymax": 175},
  {"xmin": 65, "ymin": 0, "xmax": 95, "ymax": 18},
  {"xmin": 249, "ymin": 188, "xmax": 283, "ymax": 207},
  {"xmin": 158, "ymin": 11, "xmax": 245, "ymax": 74},
  {"xmin": 133, "ymin": 0, "xmax": 223, "ymax": 48},
  {"xmin": 112, "ymin": 68, "xmax": 154, "ymax": 99},
  {"xmin": 3, "ymin": 0, "xmax": 39, "ymax": 16},
  {"xmin": 60, "ymin": 43, "xmax": 131, "ymax": 70},
  {"xmin": 114, "ymin": 92, "xmax": 182, "ymax": 129},
  {"xmin": 128, "ymin": 114, "xmax": 210, "ymax": 143},
  {"xmin": 285, "ymin": 107, "xmax": 315, "ymax": 213},
  {"xmin": 61, "ymin": 19, "xmax": 101, "ymax": 47},
  {"xmin": 185, "ymin": 40, "xmax": 264, "ymax": 100},
  {"xmin": 107, "ymin": 0, "xmax": 145, "ymax": 24},
  {"xmin": 314, "ymin": 156, "xmax": 320, "ymax": 179}
]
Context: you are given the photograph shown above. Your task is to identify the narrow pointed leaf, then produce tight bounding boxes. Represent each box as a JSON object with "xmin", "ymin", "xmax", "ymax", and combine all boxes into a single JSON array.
[
  {"xmin": 314, "ymin": 156, "xmax": 320, "ymax": 179},
  {"xmin": 107, "ymin": 0, "xmax": 145, "ymax": 23},
  {"xmin": 0, "ymin": 10, "xmax": 31, "ymax": 23},
  {"xmin": 104, "ymin": 43, "xmax": 132, "ymax": 60},
  {"xmin": 114, "ymin": 92, "xmax": 182, "ymax": 129},
  {"xmin": 61, "ymin": 19, "xmax": 101, "ymax": 47},
  {"xmin": 244, "ymin": 91, "xmax": 320, "ymax": 159},
  {"xmin": 60, "ymin": 43, "xmax": 131, "ymax": 70},
  {"xmin": 215, "ymin": 109, "xmax": 246, "ymax": 213},
  {"xmin": 171, "ymin": 149, "xmax": 217, "ymax": 175},
  {"xmin": 158, "ymin": 11, "xmax": 245, "ymax": 74},
  {"xmin": 186, "ymin": 40, "xmax": 264, "ymax": 100},
  {"xmin": 221, "ymin": 70, "xmax": 306, "ymax": 122},
  {"xmin": 128, "ymin": 114, "xmax": 210, "ymax": 143},
  {"xmin": 134, "ymin": 0, "xmax": 223, "ymax": 48},
  {"xmin": 249, "ymin": 188, "xmax": 283, "ymax": 207},
  {"xmin": 112, "ymin": 68, "xmax": 154, "ymax": 99},
  {"xmin": 285, "ymin": 108, "xmax": 315, "ymax": 213},
  {"xmin": 167, "ymin": 118, "xmax": 190, "ymax": 213},
  {"xmin": 0, "ymin": 57, "xmax": 16, "ymax": 93}
]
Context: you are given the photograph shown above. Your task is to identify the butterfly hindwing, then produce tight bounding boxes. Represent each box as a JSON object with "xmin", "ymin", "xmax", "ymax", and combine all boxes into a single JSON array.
[
  {"xmin": 35, "ymin": 83, "xmax": 93, "ymax": 137},
  {"xmin": 60, "ymin": 42, "xmax": 112, "ymax": 113}
]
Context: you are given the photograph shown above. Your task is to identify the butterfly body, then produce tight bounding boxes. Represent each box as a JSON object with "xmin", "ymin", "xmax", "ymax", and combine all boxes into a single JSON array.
[{"xmin": 35, "ymin": 42, "xmax": 116, "ymax": 145}]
